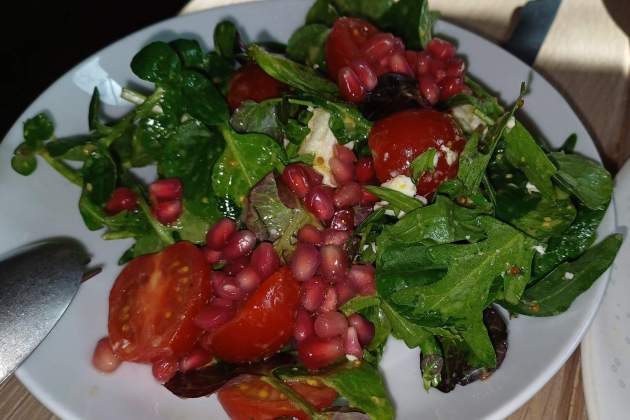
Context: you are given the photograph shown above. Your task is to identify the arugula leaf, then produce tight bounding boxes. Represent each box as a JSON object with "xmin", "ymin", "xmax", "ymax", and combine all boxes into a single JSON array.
[
  {"xmin": 409, "ymin": 147, "xmax": 436, "ymax": 182},
  {"xmin": 306, "ymin": 0, "xmax": 339, "ymax": 25},
  {"xmin": 287, "ymin": 24, "xmax": 330, "ymax": 69},
  {"xmin": 381, "ymin": 0, "xmax": 433, "ymax": 49},
  {"xmin": 380, "ymin": 300, "xmax": 433, "ymax": 347},
  {"xmin": 82, "ymin": 147, "xmax": 117, "ymax": 205},
  {"xmin": 503, "ymin": 234, "xmax": 622, "ymax": 316},
  {"xmin": 363, "ymin": 185, "xmax": 423, "ymax": 213},
  {"xmin": 340, "ymin": 295, "xmax": 381, "ymax": 316},
  {"xmin": 212, "ymin": 125, "xmax": 286, "ymax": 207},
  {"xmin": 248, "ymin": 44, "xmax": 338, "ymax": 98},
  {"xmin": 550, "ymin": 152, "xmax": 613, "ymax": 210},
  {"xmin": 130, "ymin": 42, "xmax": 182, "ymax": 84},
  {"xmin": 213, "ymin": 20, "xmax": 239, "ymax": 60}
]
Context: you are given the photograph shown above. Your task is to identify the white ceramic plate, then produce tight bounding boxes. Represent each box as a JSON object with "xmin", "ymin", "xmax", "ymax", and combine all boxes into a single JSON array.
[
  {"xmin": 0, "ymin": 1, "xmax": 617, "ymax": 419},
  {"xmin": 582, "ymin": 161, "xmax": 629, "ymax": 420}
]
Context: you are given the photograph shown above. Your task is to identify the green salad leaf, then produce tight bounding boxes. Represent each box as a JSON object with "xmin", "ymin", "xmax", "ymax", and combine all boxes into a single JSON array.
[
  {"xmin": 306, "ymin": 0, "xmax": 339, "ymax": 25},
  {"xmin": 213, "ymin": 20, "xmax": 239, "ymax": 60},
  {"xmin": 551, "ymin": 152, "xmax": 613, "ymax": 210},
  {"xmin": 287, "ymin": 24, "xmax": 330, "ymax": 69},
  {"xmin": 409, "ymin": 147, "xmax": 437, "ymax": 182},
  {"xmin": 381, "ymin": 0, "xmax": 433, "ymax": 49}
]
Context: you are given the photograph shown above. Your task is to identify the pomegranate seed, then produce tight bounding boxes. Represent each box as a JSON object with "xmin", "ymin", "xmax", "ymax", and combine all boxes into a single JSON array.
[
  {"xmin": 319, "ymin": 286, "xmax": 339, "ymax": 312},
  {"xmin": 281, "ymin": 164, "xmax": 312, "ymax": 198},
  {"xmin": 235, "ymin": 266, "xmax": 262, "ymax": 292},
  {"xmin": 419, "ymin": 76, "xmax": 440, "ymax": 105},
  {"xmin": 335, "ymin": 279, "xmax": 356, "ymax": 305},
  {"xmin": 330, "ymin": 157, "xmax": 354, "ymax": 185},
  {"xmin": 154, "ymin": 200, "xmax": 182, "ymax": 224},
  {"xmin": 348, "ymin": 314, "xmax": 375, "ymax": 346},
  {"xmin": 345, "ymin": 327, "xmax": 363, "ymax": 359},
  {"xmin": 223, "ymin": 230, "xmax": 256, "ymax": 260},
  {"xmin": 360, "ymin": 189, "xmax": 380, "ymax": 205},
  {"xmin": 250, "ymin": 242, "xmax": 280, "ymax": 279},
  {"xmin": 194, "ymin": 302, "xmax": 235, "ymax": 330},
  {"xmin": 334, "ymin": 182, "xmax": 363, "ymax": 209},
  {"xmin": 92, "ymin": 337, "xmax": 121, "ymax": 373},
  {"xmin": 203, "ymin": 247, "xmax": 223, "ymax": 265},
  {"xmin": 298, "ymin": 224, "xmax": 324, "ymax": 246},
  {"xmin": 291, "ymin": 243, "xmax": 321, "ymax": 281},
  {"xmin": 322, "ymin": 229, "xmax": 351, "ymax": 246},
  {"xmin": 298, "ymin": 336, "xmax": 345, "ymax": 370},
  {"xmin": 294, "ymin": 310, "xmax": 315, "ymax": 343},
  {"xmin": 405, "ymin": 51, "xmax": 419, "ymax": 69},
  {"xmin": 361, "ymin": 33, "xmax": 397, "ymax": 61},
  {"xmin": 388, "ymin": 52, "xmax": 413, "ymax": 76},
  {"xmin": 446, "ymin": 57, "xmax": 465, "ymax": 77},
  {"xmin": 152, "ymin": 358, "xmax": 178, "ymax": 383},
  {"xmin": 149, "ymin": 178, "xmax": 183, "ymax": 202},
  {"xmin": 334, "ymin": 144, "xmax": 357, "ymax": 163},
  {"xmin": 429, "ymin": 59, "xmax": 447, "ymax": 81},
  {"xmin": 354, "ymin": 157, "xmax": 376, "ymax": 184},
  {"xmin": 338, "ymin": 67, "xmax": 366, "ymax": 103},
  {"xmin": 427, "ymin": 38, "xmax": 456, "ymax": 61},
  {"xmin": 353, "ymin": 206, "xmax": 372, "ymax": 226},
  {"xmin": 305, "ymin": 185, "xmax": 336, "ymax": 221},
  {"xmin": 314, "ymin": 311, "xmax": 349, "ymax": 339},
  {"xmin": 211, "ymin": 297, "xmax": 235, "ymax": 308},
  {"xmin": 223, "ymin": 256, "xmax": 250, "ymax": 276},
  {"xmin": 320, "ymin": 245, "xmax": 349, "ymax": 281},
  {"xmin": 348, "ymin": 265, "xmax": 377, "ymax": 296},
  {"xmin": 179, "ymin": 347, "xmax": 213, "ymax": 372},
  {"xmin": 330, "ymin": 210, "xmax": 354, "ymax": 231},
  {"xmin": 416, "ymin": 51, "xmax": 432, "ymax": 77},
  {"xmin": 439, "ymin": 76, "xmax": 465, "ymax": 101},
  {"xmin": 375, "ymin": 56, "xmax": 391, "ymax": 76},
  {"xmin": 301, "ymin": 277, "xmax": 327, "ymax": 311},
  {"xmin": 206, "ymin": 218, "xmax": 237, "ymax": 250},
  {"xmin": 349, "ymin": 59, "xmax": 377, "ymax": 91},
  {"xmin": 392, "ymin": 36, "xmax": 406, "ymax": 52},
  {"xmin": 301, "ymin": 164, "xmax": 324, "ymax": 186},
  {"xmin": 105, "ymin": 188, "xmax": 138, "ymax": 215},
  {"xmin": 212, "ymin": 272, "xmax": 246, "ymax": 300}
]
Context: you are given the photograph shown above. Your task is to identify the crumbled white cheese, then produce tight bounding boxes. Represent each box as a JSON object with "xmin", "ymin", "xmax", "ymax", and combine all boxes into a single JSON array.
[
  {"xmin": 415, "ymin": 195, "xmax": 428, "ymax": 205},
  {"xmin": 506, "ymin": 116, "xmax": 516, "ymax": 130},
  {"xmin": 370, "ymin": 242, "xmax": 377, "ymax": 253},
  {"xmin": 299, "ymin": 108, "xmax": 339, "ymax": 186},
  {"xmin": 383, "ymin": 152, "xmax": 390, "ymax": 161},
  {"xmin": 451, "ymin": 104, "xmax": 484, "ymax": 133},
  {"xmin": 362, "ymin": 244, "xmax": 370, "ymax": 251},
  {"xmin": 381, "ymin": 175, "xmax": 416, "ymax": 197},
  {"xmin": 346, "ymin": 354, "xmax": 358, "ymax": 362},
  {"xmin": 440, "ymin": 145, "xmax": 459, "ymax": 166},
  {"xmin": 432, "ymin": 152, "xmax": 440, "ymax": 167},
  {"xmin": 344, "ymin": 141, "xmax": 355, "ymax": 150},
  {"xmin": 563, "ymin": 272, "xmax": 575, "ymax": 280},
  {"xmin": 532, "ymin": 245, "xmax": 546, "ymax": 255},
  {"xmin": 526, "ymin": 182, "xmax": 540, "ymax": 194}
]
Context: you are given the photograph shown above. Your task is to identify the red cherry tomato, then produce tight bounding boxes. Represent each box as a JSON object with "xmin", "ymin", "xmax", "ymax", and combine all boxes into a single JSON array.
[
  {"xmin": 368, "ymin": 109, "xmax": 465, "ymax": 196},
  {"xmin": 325, "ymin": 17, "xmax": 379, "ymax": 80},
  {"xmin": 208, "ymin": 267, "xmax": 300, "ymax": 363},
  {"xmin": 218, "ymin": 375, "xmax": 337, "ymax": 420},
  {"xmin": 108, "ymin": 242, "xmax": 212, "ymax": 363},
  {"xmin": 227, "ymin": 63, "xmax": 286, "ymax": 110}
]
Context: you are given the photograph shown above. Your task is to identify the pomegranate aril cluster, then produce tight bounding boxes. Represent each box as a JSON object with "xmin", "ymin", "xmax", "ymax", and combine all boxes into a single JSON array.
[
  {"xmin": 149, "ymin": 178, "xmax": 184, "ymax": 224},
  {"xmin": 337, "ymin": 34, "xmax": 466, "ymax": 105}
]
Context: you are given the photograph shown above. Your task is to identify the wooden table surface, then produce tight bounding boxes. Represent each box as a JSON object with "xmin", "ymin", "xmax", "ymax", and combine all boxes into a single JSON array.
[{"xmin": 1, "ymin": 0, "xmax": 628, "ymax": 419}]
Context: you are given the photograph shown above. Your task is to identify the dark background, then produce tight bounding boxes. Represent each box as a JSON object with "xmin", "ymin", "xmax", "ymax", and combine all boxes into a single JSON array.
[{"xmin": 0, "ymin": 0, "xmax": 189, "ymax": 138}]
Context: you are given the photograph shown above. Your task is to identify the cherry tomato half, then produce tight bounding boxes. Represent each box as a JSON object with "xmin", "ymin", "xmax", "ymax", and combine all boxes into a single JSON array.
[
  {"xmin": 218, "ymin": 375, "xmax": 337, "ymax": 420},
  {"xmin": 208, "ymin": 267, "xmax": 300, "ymax": 363},
  {"xmin": 368, "ymin": 109, "xmax": 466, "ymax": 196},
  {"xmin": 108, "ymin": 241, "xmax": 212, "ymax": 363},
  {"xmin": 325, "ymin": 17, "xmax": 379, "ymax": 80},
  {"xmin": 227, "ymin": 63, "xmax": 286, "ymax": 110}
]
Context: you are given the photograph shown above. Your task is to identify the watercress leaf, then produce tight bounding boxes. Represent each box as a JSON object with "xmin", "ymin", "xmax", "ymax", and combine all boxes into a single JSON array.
[
  {"xmin": 180, "ymin": 69, "xmax": 230, "ymax": 125},
  {"xmin": 130, "ymin": 42, "xmax": 182, "ymax": 84},
  {"xmin": 306, "ymin": 0, "xmax": 339, "ymax": 25},
  {"xmin": 170, "ymin": 39, "xmax": 207, "ymax": 70},
  {"xmin": 82, "ymin": 147, "xmax": 117, "ymax": 205},
  {"xmin": 287, "ymin": 24, "xmax": 330, "ymax": 69},
  {"xmin": 230, "ymin": 99, "xmax": 284, "ymax": 140},
  {"xmin": 503, "ymin": 121, "xmax": 557, "ymax": 197},
  {"xmin": 23, "ymin": 112, "xmax": 54, "ymax": 148},
  {"xmin": 533, "ymin": 205, "xmax": 605, "ymax": 279},
  {"xmin": 212, "ymin": 125, "xmax": 286, "ymax": 207},
  {"xmin": 363, "ymin": 185, "xmax": 423, "ymax": 213},
  {"xmin": 550, "ymin": 152, "xmax": 613, "ymax": 210},
  {"xmin": 409, "ymin": 147, "xmax": 436, "ymax": 182},
  {"xmin": 333, "ymin": 0, "xmax": 395, "ymax": 21},
  {"xmin": 214, "ymin": 20, "xmax": 239, "ymax": 60},
  {"xmin": 503, "ymin": 234, "xmax": 622, "ymax": 316},
  {"xmin": 380, "ymin": 0, "xmax": 432, "ymax": 49},
  {"xmin": 248, "ymin": 44, "xmax": 338, "ymax": 98},
  {"xmin": 45, "ymin": 135, "xmax": 93, "ymax": 158},
  {"xmin": 11, "ymin": 143, "xmax": 37, "ymax": 176}
]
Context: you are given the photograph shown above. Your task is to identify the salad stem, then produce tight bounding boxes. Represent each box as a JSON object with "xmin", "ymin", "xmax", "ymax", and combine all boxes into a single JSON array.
[
  {"xmin": 37, "ymin": 148, "xmax": 83, "ymax": 187},
  {"xmin": 136, "ymin": 194, "xmax": 175, "ymax": 246}
]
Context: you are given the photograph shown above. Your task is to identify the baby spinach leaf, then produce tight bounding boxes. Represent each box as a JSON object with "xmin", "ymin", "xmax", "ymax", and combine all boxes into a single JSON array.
[
  {"xmin": 180, "ymin": 70, "xmax": 229, "ymax": 125},
  {"xmin": 11, "ymin": 143, "xmax": 37, "ymax": 176},
  {"xmin": 213, "ymin": 20, "xmax": 239, "ymax": 60},
  {"xmin": 381, "ymin": 0, "xmax": 433, "ymax": 49},
  {"xmin": 503, "ymin": 121, "xmax": 557, "ymax": 198},
  {"xmin": 333, "ymin": 0, "xmax": 395, "ymax": 21},
  {"xmin": 206, "ymin": 51, "xmax": 235, "ymax": 94},
  {"xmin": 409, "ymin": 147, "xmax": 436, "ymax": 182},
  {"xmin": 248, "ymin": 44, "xmax": 339, "ymax": 98},
  {"xmin": 212, "ymin": 125, "xmax": 286, "ymax": 207},
  {"xmin": 287, "ymin": 24, "xmax": 330, "ymax": 69},
  {"xmin": 23, "ymin": 112, "xmax": 54, "ymax": 148},
  {"xmin": 230, "ymin": 99, "xmax": 285, "ymax": 140},
  {"xmin": 363, "ymin": 185, "xmax": 423, "ymax": 213},
  {"xmin": 170, "ymin": 39, "xmax": 207, "ymax": 70},
  {"xmin": 130, "ymin": 42, "xmax": 182, "ymax": 84},
  {"xmin": 82, "ymin": 147, "xmax": 117, "ymax": 205},
  {"xmin": 306, "ymin": 0, "xmax": 339, "ymax": 25},
  {"xmin": 173, "ymin": 205, "xmax": 214, "ymax": 244},
  {"xmin": 503, "ymin": 234, "xmax": 622, "ymax": 316},
  {"xmin": 550, "ymin": 152, "xmax": 613, "ymax": 210}
]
